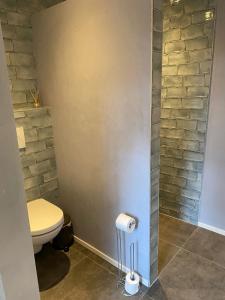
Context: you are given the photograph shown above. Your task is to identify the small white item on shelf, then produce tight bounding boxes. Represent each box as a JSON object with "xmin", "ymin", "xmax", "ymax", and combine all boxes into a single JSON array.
[
  {"xmin": 115, "ymin": 213, "xmax": 136, "ymax": 233},
  {"xmin": 16, "ymin": 126, "xmax": 26, "ymax": 149},
  {"xmin": 125, "ymin": 271, "xmax": 140, "ymax": 295}
]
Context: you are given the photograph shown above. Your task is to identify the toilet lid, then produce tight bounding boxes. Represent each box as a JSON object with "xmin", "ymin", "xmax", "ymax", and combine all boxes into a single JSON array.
[{"xmin": 27, "ymin": 199, "xmax": 64, "ymax": 236}]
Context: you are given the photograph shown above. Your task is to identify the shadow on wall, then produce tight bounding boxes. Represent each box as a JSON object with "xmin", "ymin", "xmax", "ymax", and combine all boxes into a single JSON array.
[{"xmin": 159, "ymin": 0, "xmax": 216, "ymax": 224}]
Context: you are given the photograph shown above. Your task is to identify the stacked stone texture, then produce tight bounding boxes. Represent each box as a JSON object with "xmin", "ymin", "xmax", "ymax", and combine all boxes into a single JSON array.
[
  {"xmin": 0, "ymin": 0, "xmax": 64, "ymax": 108},
  {"xmin": 160, "ymin": 0, "xmax": 216, "ymax": 223},
  {"xmin": 150, "ymin": 0, "xmax": 163, "ymax": 284},
  {"xmin": 14, "ymin": 107, "xmax": 59, "ymax": 203},
  {"xmin": 0, "ymin": 1, "xmax": 63, "ymax": 203}
]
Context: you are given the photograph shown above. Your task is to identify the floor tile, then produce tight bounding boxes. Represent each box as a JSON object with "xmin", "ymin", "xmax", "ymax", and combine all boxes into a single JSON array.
[
  {"xmin": 65, "ymin": 243, "xmax": 87, "ymax": 267},
  {"xmin": 72, "ymin": 242, "xmax": 118, "ymax": 275},
  {"xmin": 142, "ymin": 295, "xmax": 154, "ymax": 300},
  {"xmin": 158, "ymin": 239, "xmax": 180, "ymax": 273},
  {"xmin": 159, "ymin": 214, "xmax": 197, "ymax": 247},
  {"xmin": 100, "ymin": 259, "xmax": 119, "ymax": 276},
  {"xmin": 41, "ymin": 256, "xmax": 146, "ymax": 300},
  {"xmin": 147, "ymin": 249, "xmax": 225, "ymax": 300},
  {"xmin": 64, "ymin": 274, "xmax": 146, "ymax": 300},
  {"xmin": 41, "ymin": 258, "xmax": 107, "ymax": 300},
  {"xmin": 184, "ymin": 227, "xmax": 225, "ymax": 269},
  {"xmin": 146, "ymin": 280, "xmax": 168, "ymax": 300}
]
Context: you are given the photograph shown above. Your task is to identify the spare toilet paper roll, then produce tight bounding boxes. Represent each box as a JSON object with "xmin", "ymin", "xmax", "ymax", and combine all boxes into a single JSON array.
[
  {"xmin": 115, "ymin": 213, "xmax": 136, "ymax": 233},
  {"xmin": 125, "ymin": 272, "xmax": 140, "ymax": 295}
]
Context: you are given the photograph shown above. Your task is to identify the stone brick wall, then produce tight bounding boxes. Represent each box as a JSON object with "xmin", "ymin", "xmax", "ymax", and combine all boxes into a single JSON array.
[
  {"xmin": 14, "ymin": 107, "xmax": 60, "ymax": 203},
  {"xmin": 160, "ymin": 0, "xmax": 216, "ymax": 223},
  {"xmin": 0, "ymin": 0, "xmax": 64, "ymax": 108},
  {"xmin": 150, "ymin": 0, "xmax": 163, "ymax": 284},
  {"xmin": 0, "ymin": 1, "xmax": 63, "ymax": 203}
]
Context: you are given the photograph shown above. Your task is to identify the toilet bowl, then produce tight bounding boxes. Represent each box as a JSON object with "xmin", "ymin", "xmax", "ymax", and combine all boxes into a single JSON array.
[{"xmin": 27, "ymin": 198, "xmax": 64, "ymax": 254}]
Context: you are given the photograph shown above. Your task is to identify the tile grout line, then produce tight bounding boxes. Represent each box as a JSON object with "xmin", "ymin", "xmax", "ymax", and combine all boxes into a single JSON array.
[
  {"xmin": 181, "ymin": 247, "xmax": 225, "ymax": 273},
  {"xmin": 76, "ymin": 249, "xmax": 151, "ymax": 298},
  {"xmin": 160, "ymin": 228, "xmax": 225, "ymax": 277},
  {"xmin": 139, "ymin": 292, "xmax": 150, "ymax": 300},
  {"xmin": 159, "ymin": 237, "xmax": 182, "ymax": 249},
  {"xmin": 72, "ymin": 246, "xmax": 117, "ymax": 276},
  {"xmin": 61, "ymin": 253, "xmax": 120, "ymax": 299},
  {"xmin": 159, "ymin": 212, "xmax": 197, "ymax": 227},
  {"xmin": 181, "ymin": 226, "xmax": 199, "ymax": 248},
  {"xmin": 181, "ymin": 227, "xmax": 225, "ymax": 271},
  {"xmin": 40, "ymin": 254, "xmax": 88, "ymax": 298},
  {"xmin": 159, "ymin": 222, "xmax": 199, "ymax": 249},
  {"xmin": 81, "ymin": 253, "xmax": 118, "ymax": 277},
  {"xmin": 138, "ymin": 284, "xmax": 153, "ymax": 300},
  {"xmin": 158, "ymin": 227, "xmax": 199, "ymax": 277},
  {"xmin": 73, "ymin": 243, "xmax": 123, "ymax": 277},
  {"xmin": 158, "ymin": 247, "xmax": 183, "ymax": 279},
  {"xmin": 84, "ymin": 255, "xmax": 149, "ymax": 299},
  {"xmin": 69, "ymin": 245, "xmax": 150, "ymax": 298},
  {"xmin": 68, "ymin": 255, "xmax": 87, "ymax": 270},
  {"xmin": 66, "ymin": 248, "xmax": 108, "ymax": 275}
]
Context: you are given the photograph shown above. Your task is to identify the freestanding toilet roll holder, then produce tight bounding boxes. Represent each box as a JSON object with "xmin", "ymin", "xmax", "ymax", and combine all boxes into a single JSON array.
[{"xmin": 115, "ymin": 213, "xmax": 140, "ymax": 296}]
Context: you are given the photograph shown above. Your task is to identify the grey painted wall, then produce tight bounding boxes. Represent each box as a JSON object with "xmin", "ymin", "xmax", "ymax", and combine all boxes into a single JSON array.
[
  {"xmin": 199, "ymin": 0, "xmax": 225, "ymax": 231},
  {"xmin": 33, "ymin": 0, "xmax": 153, "ymax": 282},
  {"xmin": 0, "ymin": 26, "xmax": 39, "ymax": 300}
]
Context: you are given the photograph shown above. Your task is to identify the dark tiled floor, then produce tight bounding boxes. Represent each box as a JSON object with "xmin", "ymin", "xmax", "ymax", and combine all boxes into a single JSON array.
[
  {"xmin": 159, "ymin": 213, "xmax": 197, "ymax": 247},
  {"xmin": 40, "ymin": 214, "xmax": 225, "ymax": 300},
  {"xmin": 158, "ymin": 213, "xmax": 197, "ymax": 272},
  {"xmin": 40, "ymin": 243, "xmax": 147, "ymax": 300},
  {"xmin": 155, "ymin": 213, "xmax": 225, "ymax": 300},
  {"xmin": 148, "ymin": 249, "xmax": 225, "ymax": 300},
  {"xmin": 158, "ymin": 239, "xmax": 179, "ymax": 273},
  {"xmin": 184, "ymin": 227, "xmax": 225, "ymax": 269}
]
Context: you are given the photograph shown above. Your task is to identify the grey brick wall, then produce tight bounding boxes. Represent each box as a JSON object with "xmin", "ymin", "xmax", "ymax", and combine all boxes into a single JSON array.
[
  {"xmin": 160, "ymin": 0, "xmax": 216, "ymax": 223},
  {"xmin": 150, "ymin": 0, "xmax": 163, "ymax": 284},
  {"xmin": 0, "ymin": 0, "xmax": 64, "ymax": 108},
  {"xmin": 14, "ymin": 107, "xmax": 60, "ymax": 203},
  {"xmin": 0, "ymin": 1, "xmax": 63, "ymax": 202}
]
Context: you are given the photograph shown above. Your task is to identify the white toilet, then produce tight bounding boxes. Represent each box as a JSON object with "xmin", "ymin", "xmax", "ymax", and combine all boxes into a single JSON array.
[{"xmin": 27, "ymin": 198, "xmax": 64, "ymax": 254}]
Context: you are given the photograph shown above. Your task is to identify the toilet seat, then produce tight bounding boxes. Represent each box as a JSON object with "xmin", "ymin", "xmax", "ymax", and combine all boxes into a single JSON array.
[{"xmin": 27, "ymin": 199, "xmax": 64, "ymax": 237}]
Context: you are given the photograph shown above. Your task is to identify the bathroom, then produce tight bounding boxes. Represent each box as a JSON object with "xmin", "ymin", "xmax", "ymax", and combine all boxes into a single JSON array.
[{"xmin": 1, "ymin": 0, "xmax": 225, "ymax": 299}]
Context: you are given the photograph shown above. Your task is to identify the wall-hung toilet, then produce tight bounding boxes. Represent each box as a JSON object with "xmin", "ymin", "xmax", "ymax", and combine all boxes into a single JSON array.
[{"xmin": 27, "ymin": 198, "xmax": 64, "ymax": 254}]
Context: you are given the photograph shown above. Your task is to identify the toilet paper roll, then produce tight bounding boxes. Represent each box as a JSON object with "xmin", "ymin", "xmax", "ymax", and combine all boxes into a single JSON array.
[
  {"xmin": 125, "ymin": 272, "xmax": 140, "ymax": 295},
  {"xmin": 115, "ymin": 213, "xmax": 136, "ymax": 233}
]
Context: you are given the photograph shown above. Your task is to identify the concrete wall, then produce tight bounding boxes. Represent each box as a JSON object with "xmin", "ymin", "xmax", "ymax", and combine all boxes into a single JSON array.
[
  {"xmin": 160, "ymin": 0, "xmax": 216, "ymax": 223},
  {"xmin": 0, "ymin": 26, "xmax": 39, "ymax": 300},
  {"xmin": 0, "ymin": 0, "xmax": 64, "ymax": 108},
  {"xmin": 14, "ymin": 107, "xmax": 59, "ymax": 204},
  {"xmin": 199, "ymin": 0, "xmax": 225, "ymax": 231},
  {"xmin": 33, "ymin": 0, "xmax": 155, "ymax": 282}
]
